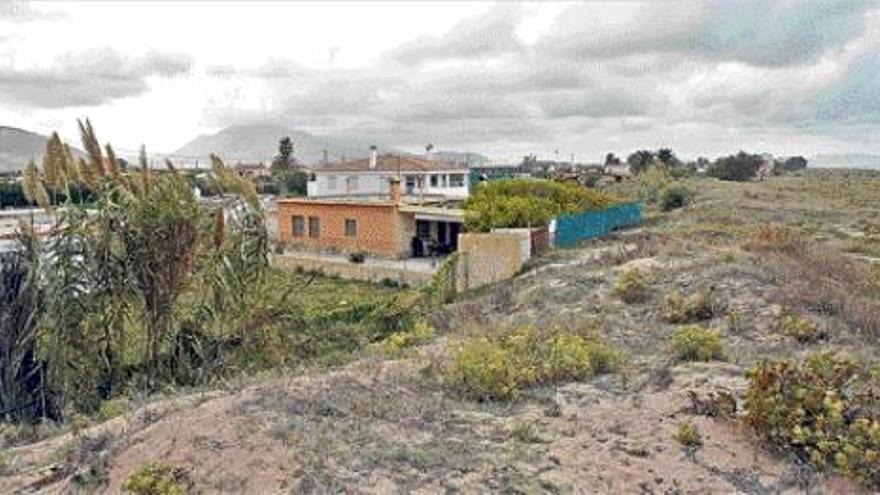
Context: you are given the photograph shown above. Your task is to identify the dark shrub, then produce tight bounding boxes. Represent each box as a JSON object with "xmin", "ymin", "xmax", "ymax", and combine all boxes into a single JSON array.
[{"xmin": 660, "ymin": 184, "xmax": 695, "ymax": 211}]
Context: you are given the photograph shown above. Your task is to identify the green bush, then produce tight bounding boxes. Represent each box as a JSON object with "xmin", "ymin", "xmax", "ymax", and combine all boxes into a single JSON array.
[
  {"xmin": 464, "ymin": 178, "xmax": 617, "ymax": 232},
  {"xmin": 744, "ymin": 353, "xmax": 880, "ymax": 488},
  {"xmin": 779, "ymin": 315, "xmax": 823, "ymax": 343},
  {"xmin": 370, "ymin": 320, "xmax": 435, "ymax": 357},
  {"xmin": 445, "ymin": 326, "xmax": 621, "ymax": 400},
  {"xmin": 670, "ymin": 325, "xmax": 724, "ymax": 362},
  {"xmin": 614, "ymin": 269, "xmax": 650, "ymax": 303},
  {"xmin": 674, "ymin": 421, "xmax": 703, "ymax": 447},
  {"xmin": 660, "ymin": 184, "xmax": 695, "ymax": 211},
  {"xmin": 122, "ymin": 463, "xmax": 192, "ymax": 494},
  {"xmin": 661, "ymin": 289, "xmax": 715, "ymax": 323}
]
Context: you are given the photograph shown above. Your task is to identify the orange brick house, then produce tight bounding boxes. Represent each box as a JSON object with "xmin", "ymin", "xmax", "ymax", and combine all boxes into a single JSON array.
[{"xmin": 277, "ymin": 180, "xmax": 464, "ymax": 259}]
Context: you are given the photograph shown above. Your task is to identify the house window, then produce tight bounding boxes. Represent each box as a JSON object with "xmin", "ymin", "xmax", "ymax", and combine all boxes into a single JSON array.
[
  {"xmin": 346, "ymin": 176, "xmax": 359, "ymax": 191},
  {"xmin": 450, "ymin": 174, "xmax": 465, "ymax": 187},
  {"xmin": 326, "ymin": 175, "xmax": 337, "ymax": 190},
  {"xmin": 308, "ymin": 216, "xmax": 320, "ymax": 238},
  {"xmin": 430, "ymin": 174, "xmax": 439, "ymax": 187},
  {"xmin": 345, "ymin": 218, "xmax": 357, "ymax": 237},
  {"xmin": 292, "ymin": 215, "xmax": 304, "ymax": 237}
]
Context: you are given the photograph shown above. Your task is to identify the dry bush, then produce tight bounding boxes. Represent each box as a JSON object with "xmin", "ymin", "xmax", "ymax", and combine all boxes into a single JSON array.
[
  {"xmin": 673, "ymin": 420, "xmax": 703, "ymax": 447},
  {"xmin": 661, "ymin": 288, "xmax": 716, "ymax": 323},
  {"xmin": 779, "ymin": 314, "xmax": 825, "ymax": 343},
  {"xmin": 614, "ymin": 268, "xmax": 651, "ymax": 303},
  {"xmin": 445, "ymin": 325, "xmax": 621, "ymax": 400},
  {"xmin": 744, "ymin": 224, "xmax": 880, "ymax": 337}
]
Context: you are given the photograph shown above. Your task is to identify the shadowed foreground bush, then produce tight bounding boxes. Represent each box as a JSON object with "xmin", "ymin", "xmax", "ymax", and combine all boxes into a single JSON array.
[
  {"xmin": 744, "ymin": 353, "xmax": 880, "ymax": 488},
  {"xmin": 445, "ymin": 326, "xmax": 621, "ymax": 400}
]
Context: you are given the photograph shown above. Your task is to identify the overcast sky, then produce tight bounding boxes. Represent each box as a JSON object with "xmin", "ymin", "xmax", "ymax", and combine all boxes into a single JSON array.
[{"xmin": 1, "ymin": 1, "xmax": 878, "ymax": 162}]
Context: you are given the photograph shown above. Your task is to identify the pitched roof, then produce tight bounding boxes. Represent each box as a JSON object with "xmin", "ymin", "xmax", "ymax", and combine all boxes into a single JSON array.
[{"xmin": 315, "ymin": 154, "xmax": 468, "ymax": 173}]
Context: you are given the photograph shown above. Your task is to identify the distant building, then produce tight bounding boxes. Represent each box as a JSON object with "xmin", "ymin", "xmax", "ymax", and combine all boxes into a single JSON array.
[
  {"xmin": 757, "ymin": 154, "xmax": 776, "ymax": 180},
  {"xmin": 234, "ymin": 162, "xmax": 271, "ymax": 180},
  {"xmin": 307, "ymin": 152, "xmax": 469, "ymax": 199},
  {"xmin": 603, "ymin": 162, "xmax": 632, "ymax": 178},
  {"xmin": 278, "ymin": 179, "xmax": 464, "ymax": 259}
]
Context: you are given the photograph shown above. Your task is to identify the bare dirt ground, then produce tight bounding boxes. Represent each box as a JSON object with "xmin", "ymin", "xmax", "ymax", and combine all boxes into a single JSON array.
[{"xmin": 2, "ymin": 172, "xmax": 879, "ymax": 493}]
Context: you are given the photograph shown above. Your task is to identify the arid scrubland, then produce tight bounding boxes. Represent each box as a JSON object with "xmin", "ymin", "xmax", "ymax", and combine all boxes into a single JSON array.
[{"xmin": 3, "ymin": 169, "xmax": 880, "ymax": 493}]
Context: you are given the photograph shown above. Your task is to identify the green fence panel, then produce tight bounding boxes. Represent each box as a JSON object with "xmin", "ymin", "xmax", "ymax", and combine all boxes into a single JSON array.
[{"xmin": 555, "ymin": 202, "xmax": 643, "ymax": 248}]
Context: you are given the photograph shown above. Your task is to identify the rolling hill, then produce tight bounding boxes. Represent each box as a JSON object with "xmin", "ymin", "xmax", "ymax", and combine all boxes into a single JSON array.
[
  {"xmin": 0, "ymin": 126, "xmax": 53, "ymax": 173},
  {"xmin": 173, "ymin": 124, "xmax": 395, "ymax": 166}
]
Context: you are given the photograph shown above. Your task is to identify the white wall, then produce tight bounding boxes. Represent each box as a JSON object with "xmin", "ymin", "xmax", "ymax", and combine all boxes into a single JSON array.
[{"xmin": 308, "ymin": 171, "xmax": 469, "ymax": 198}]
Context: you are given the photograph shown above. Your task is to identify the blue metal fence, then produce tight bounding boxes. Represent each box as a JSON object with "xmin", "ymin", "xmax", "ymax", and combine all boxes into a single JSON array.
[{"xmin": 555, "ymin": 202, "xmax": 643, "ymax": 248}]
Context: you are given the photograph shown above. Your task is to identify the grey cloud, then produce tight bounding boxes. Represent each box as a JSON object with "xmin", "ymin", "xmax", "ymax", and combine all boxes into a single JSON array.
[
  {"xmin": 203, "ymin": 2, "xmax": 880, "ymax": 154},
  {"xmin": 814, "ymin": 49, "xmax": 880, "ymax": 123},
  {"xmin": 543, "ymin": 0, "xmax": 876, "ymax": 67},
  {"xmin": 0, "ymin": 48, "xmax": 193, "ymax": 108},
  {"xmin": 539, "ymin": 88, "xmax": 655, "ymax": 119},
  {"xmin": 387, "ymin": 3, "xmax": 525, "ymax": 65},
  {"xmin": 0, "ymin": 1, "xmax": 65, "ymax": 22}
]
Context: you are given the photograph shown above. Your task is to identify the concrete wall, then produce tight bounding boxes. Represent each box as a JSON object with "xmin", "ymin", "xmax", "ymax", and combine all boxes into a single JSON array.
[
  {"xmin": 455, "ymin": 231, "xmax": 531, "ymax": 292},
  {"xmin": 273, "ymin": 253, "xmax": 433, "ymax": 286}
]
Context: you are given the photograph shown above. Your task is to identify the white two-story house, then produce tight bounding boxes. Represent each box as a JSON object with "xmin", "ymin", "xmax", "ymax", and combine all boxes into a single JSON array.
[{"xmin": 306, "ymin": 152, "xmax": 470, "ymax": 199}]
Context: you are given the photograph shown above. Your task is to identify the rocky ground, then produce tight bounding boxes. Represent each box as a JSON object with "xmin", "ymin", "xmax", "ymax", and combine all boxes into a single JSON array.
[{"xmin": 2, "ymin": 172, "xmax": 879, "ymax": 493}]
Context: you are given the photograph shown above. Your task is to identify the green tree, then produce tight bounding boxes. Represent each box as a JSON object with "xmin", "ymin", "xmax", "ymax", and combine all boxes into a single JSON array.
[
  {"xmin": 627, "ymin": 150, "xmax": 654, "ymax": 175},
  {"xmin": 708, "ymin": 151, "xmax": 763, "ymax": 181},
  {"xmin": 271, "ymin": 136, "xmax": 295, "ymax": 173},
  {"xmin": 779, "ymin": 156, "xmax": 808, "ymax": 173}
]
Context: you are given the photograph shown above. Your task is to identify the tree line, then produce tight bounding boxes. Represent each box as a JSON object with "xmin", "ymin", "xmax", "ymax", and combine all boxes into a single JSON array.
[{"xmin": 605, "ymin": 148, "xmax": 808, "ymax": 181}]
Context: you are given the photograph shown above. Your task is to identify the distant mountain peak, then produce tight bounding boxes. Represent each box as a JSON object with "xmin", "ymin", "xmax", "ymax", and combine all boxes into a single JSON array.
[{"xmin": 174, "ymin": 124, "xmax": 394, "ymax": 166}]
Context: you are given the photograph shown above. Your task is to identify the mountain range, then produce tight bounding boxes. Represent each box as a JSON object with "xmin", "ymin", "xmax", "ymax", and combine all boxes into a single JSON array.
[
  {"xmin": 0, "ymin": 122, "xmax": 486, "ymax": 172},
  {"xmin": 173, "ymin": 124, "xmax": 393, "ymax": 167},
  {"xmin": 0, "ymin": 126, "xmax": 59, "ymax": 173}
]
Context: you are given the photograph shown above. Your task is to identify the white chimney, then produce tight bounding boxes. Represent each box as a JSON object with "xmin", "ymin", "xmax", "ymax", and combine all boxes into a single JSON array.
[{"xmin": 369, "ymin": 146, "xmax": 378, "ymax": 169}]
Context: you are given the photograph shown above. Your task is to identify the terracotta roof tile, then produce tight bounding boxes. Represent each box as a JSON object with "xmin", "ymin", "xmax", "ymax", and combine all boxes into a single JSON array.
[{"xmin": 316, "ymin": 154, "xmax": 468, "ymax": 173}]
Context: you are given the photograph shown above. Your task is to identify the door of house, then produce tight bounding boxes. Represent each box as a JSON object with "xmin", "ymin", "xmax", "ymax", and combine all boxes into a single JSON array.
[{"xmin": 449, "ymin": 222, "xmax": 461, "ymax": 250}]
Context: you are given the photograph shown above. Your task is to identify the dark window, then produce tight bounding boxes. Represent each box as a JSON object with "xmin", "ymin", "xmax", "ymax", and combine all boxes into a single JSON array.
[
  {"xmin": 308, "ymin": 216, "xmax": 320, "ymax": 238},
  {"xmin": 449, "ymin": 174, "xmax": 465, "ymax": 187},
  {"xmin": 292, "ymin": 215, "xmax": 304, "ymax": 237},
  {"xmin": 416, "ymin": 220, "xmax": 431, "ymax": 239},
  {"xmin": 345, "ymin": 218, "xmax": 357, "ymax": 237}
]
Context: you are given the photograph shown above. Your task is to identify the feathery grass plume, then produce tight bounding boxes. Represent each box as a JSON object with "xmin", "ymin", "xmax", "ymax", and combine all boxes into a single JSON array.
[
  {"xmin": 77, "ymin": 118, "xmax": 105, "ymax": 177},
  {"xmin": 21, "ymin": 159, "xmax": 51, "ymax": 209},
  {"xmin": 164, "ymin": 158, "xmax": 182, "ymax": 178},
  {"xmin": 139, "ymin": 144, "xmax": 151, "ymax": 196},
  {"xmin": 42, "ymin": 132, "xmax": 68, "ymax": 194},
  {"xmin": 213, "ymin": 208, "xmax": 225, "ymax": 249},
  {"xmin": 104, "ymin": 143, "xmax": 120, "ymax": 180},
  {"xmin": 63, "ymin": 143, "xmax": 81, "ymax": 185},
  {"xmin": 104, "ymin": 143, "xmax": 133, "ymax": 194},
  {"xmin": 210, "ymin": 153, "xmax": 259, "ymax": 208},
  {"xmin": 77, "ymin": 156, "xmax": 99, "ymax": 191}
]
